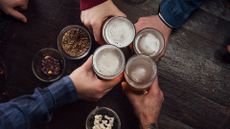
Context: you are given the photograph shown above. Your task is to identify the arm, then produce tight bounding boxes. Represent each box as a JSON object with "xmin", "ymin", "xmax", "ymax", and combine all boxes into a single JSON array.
[
  {"xmin": 159, "ymin": 0, "xmax": 204, "ymax": 29},
  {"xmin": 0, "ymin": 56, "xmax": 122, "ymax": 129},
  {"xmin": 135, "ymin": 0, "xmax": 204, "ymax": 61},
  {"xmin": 0, "ymin": 0, "xmax": 28, "ymax": 23},
  {"xmin": 80, "ymin": 0, "xmax": 125, "ymax": 44},
  {"xmin": 0, "ymin": 76, "xmax": 77, "ymax": 129},
  {"xmin": 123, "ymin": 78, "xmax": 164, "ymax": 129}
]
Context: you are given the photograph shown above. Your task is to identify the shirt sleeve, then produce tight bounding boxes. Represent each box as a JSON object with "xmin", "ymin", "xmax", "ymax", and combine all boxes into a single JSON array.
[
  {"xmin": 159, "ymin": 0, "xmax": 204, "ymax": 29},
  {"xmin": 80, "ymin": 0, "xmax": 107, "ymax": 10},
  {"xmin": 0, "ymin": 76, "xmax": 78, "ymax": 129}
]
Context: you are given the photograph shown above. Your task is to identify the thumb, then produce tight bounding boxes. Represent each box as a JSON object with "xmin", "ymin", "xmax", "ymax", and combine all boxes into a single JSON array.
[
  {"xmin": 7, "ymin": 8, "xmax": 27, "ymax": 23},
  {"xmin": 122, "ymin": 81, "xmax": 136, "ymax": 100},
  {"xmin": 134, "ymin": 22, "xmax": 143, "ymax": 33},
  {"xmin": 82, "ymin": 55, "xmax": 93, "ymax": 70},
  {"xmin": 92, "ymin": 22, "xmax": 104, "ymax": 44}
]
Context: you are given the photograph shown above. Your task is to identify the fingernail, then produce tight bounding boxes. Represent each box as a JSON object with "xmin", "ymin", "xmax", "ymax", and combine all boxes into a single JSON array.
[
  {"xmin": 121, "ymin": 81, "xmax": 128, "ymax": 90},
  {"xmin": 23, "ymin": 18, "xmax": 27, "ymax": 23}
]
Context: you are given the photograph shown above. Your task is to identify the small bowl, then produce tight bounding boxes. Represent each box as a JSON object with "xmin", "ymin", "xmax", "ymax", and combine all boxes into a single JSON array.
[
  {"xmin": 86, "ymin": 107, "xmax": 121, "ymax": 129},
  {"xmin": 32, "ymin": 48, "xmax": 66, "ymax": 82},
  {"xmin": 57, "ymin": 25, "xmax": 92, "ymax": 60}
]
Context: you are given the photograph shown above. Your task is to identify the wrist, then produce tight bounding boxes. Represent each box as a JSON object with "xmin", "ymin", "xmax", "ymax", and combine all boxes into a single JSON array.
[
  {"xmin": 69, "ymin": 74, "xmax": 78, "ymax": 91},
  {"xmin": 139, "ymin": 114, "xmax": 158, "ymax": 129},
  {"xmin": 158, "ymin": 13, "xmax": 173, "ymax": 30}
]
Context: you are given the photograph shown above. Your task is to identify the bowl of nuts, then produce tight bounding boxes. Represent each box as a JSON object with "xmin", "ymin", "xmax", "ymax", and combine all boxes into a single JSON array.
[
  {"xmin": 32, "ymin": 48, "xmax": 66, "ymax": 82},
  {"xmin": 86, "ymin": 107, "xmax": 121, "ymax": 129},
  {"xmin": 57, "ymin": 25, "xmax": 92, "ymax": 60}
]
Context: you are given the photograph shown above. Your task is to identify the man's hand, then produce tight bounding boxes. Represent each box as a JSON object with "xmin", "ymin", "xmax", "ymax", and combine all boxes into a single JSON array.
[
  {"xmin": 0, "ymin": 0, "xmax": 28, "ymax": 23},
  {"xmin": 135, "ymin": 15, "xmax": 172, "ymax": 61},
  {"xmin": 123, "ymin": 78, "xmax": 164, "ymax": 129},
  {"xmin": 81, "ymin": 0, "xmax": 126, "ymax": 44},
  {"xmin": 69, "ymin": 55, "xmax": 123, "ymax": 101}
]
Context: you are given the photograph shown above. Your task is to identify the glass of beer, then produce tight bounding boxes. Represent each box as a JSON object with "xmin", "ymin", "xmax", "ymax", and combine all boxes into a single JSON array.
[
  {"xmin": 124, "ymin": 54, "xmax": 157, "ymax": 91},
  {"xmin": 93, "ymin": 45, "xmax": 126, "ymax": 80},
  {"xmin": 133, "ymin": 28, "xmax": 165, "ymax": 61},
  {"xmin": 102, "ymin": 16, "xmax": 135, "ymax": 48}
]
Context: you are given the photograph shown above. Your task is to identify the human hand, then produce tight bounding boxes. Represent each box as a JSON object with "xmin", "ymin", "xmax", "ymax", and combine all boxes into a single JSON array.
[
  {"xmin": 81, "ymin": 0, "xmax": 126, "ymax": 44},
  {"xmin": 0, "ymin": 0, "xmax": 28, "ymax": 23},
  {"xmin": 135, "ymin": 15, "xmax": 172, "ymax": 61},
  {"xmin": 123, "ymin": 78, "xmax": 164, "ymax": 129},
  {"xmin": 69, "ymin": 55, "xmax": 123, "ymax": 101}
]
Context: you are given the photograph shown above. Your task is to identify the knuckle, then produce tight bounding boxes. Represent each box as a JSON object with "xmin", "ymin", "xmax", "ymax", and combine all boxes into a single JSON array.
[
  {"xmin": 91, "ymin": 21, "xmax": 98, "ymax": 27},
  {"xmin": 84, "ymin": 20, "xmax": 90, "ymax": 26},
  {"xmin": 96, "ymin": 86, "xmax": 104, "ymax": 93},
  {"xmin": 17, "ymin": 0, "xmax": 23, "ymax": 4},
  {"xmin": 95, "ymin": 94, "xmax": 103, "ymax": 100}
]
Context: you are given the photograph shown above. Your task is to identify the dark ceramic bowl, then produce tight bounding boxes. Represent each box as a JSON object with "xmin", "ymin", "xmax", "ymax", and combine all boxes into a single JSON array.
[
  {"xmin": 57, "ymin": 25, "xmax": 92, "ymax": 60},
  {"xmin": 86, "ymin": 107, "xmax": 121, "ymax": 129},
  {"xmin": 32, "ymin": 48, "xmax": 66, "ymax": 82}
]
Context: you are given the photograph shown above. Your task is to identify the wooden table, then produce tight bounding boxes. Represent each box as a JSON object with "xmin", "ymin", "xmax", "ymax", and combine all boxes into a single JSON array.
[{"xmin": 0, "ymin": 0, "xmax": 140, "ymax": 129}]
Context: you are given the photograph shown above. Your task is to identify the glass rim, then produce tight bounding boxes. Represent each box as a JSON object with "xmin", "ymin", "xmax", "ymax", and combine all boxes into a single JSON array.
[
  {"xmin": 93, "ymin": 44, "xmax": 126, "ymax": 80},
  {"xmin": 102, "ymin": 16, "xmax": 136, "ymax": 48},
  {"xmin": 124, "ymin": 54, "xmax": 157, "ymax": 91},
  {"xmin": 133, "ymin": 27, "xmax": 165, "ymax": 59}
]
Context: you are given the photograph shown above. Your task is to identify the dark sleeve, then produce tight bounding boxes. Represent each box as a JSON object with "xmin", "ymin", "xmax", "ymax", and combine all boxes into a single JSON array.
[
  {"xmin": 80, "ymin": 0, "xmax": 107, "ymax": 10},
  {"xmin": 0, "ymin": 76, "xmax": 78, "ymax": 129},
  {"xmin": 159, "ymin": 0, "xmax": 204, "ymax": 29}
]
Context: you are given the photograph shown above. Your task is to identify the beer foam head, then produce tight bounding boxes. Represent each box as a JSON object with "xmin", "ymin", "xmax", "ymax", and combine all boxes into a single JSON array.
[
  {"xmin": 93, "ymin": 45, "xmax": 125, "ymax": 80},
  {"xmin": 103, "ymin": 17, "xmax": 135, "ymax": 48},
  {"xmin": 134, "ymin": 28, "xmax": 164, "ymax": 59},
  {"xmin": 125, "ymin": 55, "xmax": 157, "ymax": 90}
]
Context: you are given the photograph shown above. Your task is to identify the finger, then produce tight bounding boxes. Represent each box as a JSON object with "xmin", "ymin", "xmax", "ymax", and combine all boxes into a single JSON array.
[
  {"xmin": 134, "ymin": 22, "xmax": 143, "ymax": 33},
  {"xmin": 104, "ymin": 87, "xmax": 113, "ymax": 94},
  {"xmin": 80, "ymin": 13, "xmax": 85, "ymax": 24},
  {"xmin": 92, "ymin": 21, "xmax": 104, "ymax": 44},
  {"xmin": 125, "ymin": 85, "xmax": 139, "ymax": 101},
  {"xmin": 81, "ymin": 55, "xmax": 93, "ymax": 70},
  {"xmin": 20, "ymin": 0, "xmax": 29, "ymax": 10},
  {"xmin": 148, "ymin": 77, "xmax": 161, "ymax": 95},
  {"xmin": 121, "ymin": 81, "xmax": 129, "ymax": 90},
  {"xmin": 107, "ymin": 72, "xmax": 124, "ymax": 88},
  {"xmin": 7, "ymin": 8, "xmax": 27, "ymax": 23},
  {"xmin": 99, "ymin": 73, "xmax": 123, "ymax": 90},
  {"xmin": 13, "ymin": 0, "xmax": 28, "ymax": 10},
  {"xmin": 81, "ymin": 14, "xmax": 91, "ymax": 30},
  {"xmin": 20, "ymin": 3, "xmax": 28, "ymax": 10},
  {"xmin": 83, "ymin": 21, "xmax": 91, "ymax": 30}
]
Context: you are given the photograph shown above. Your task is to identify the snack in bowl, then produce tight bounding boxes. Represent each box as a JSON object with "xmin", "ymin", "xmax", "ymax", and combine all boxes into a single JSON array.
[
  {"xmin": 57, "ymin": 25, "xmax": 92, "ymax": 59},
  {"xmin": 86, "ymin": 107, "xmax": 121, "ymax": 129},
  {"xmin": 32, "ymin": 48, "xmax": 65, "ymax": 82}
]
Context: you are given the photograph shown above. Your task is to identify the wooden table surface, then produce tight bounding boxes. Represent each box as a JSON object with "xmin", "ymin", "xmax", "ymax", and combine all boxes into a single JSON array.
[
  {"xmin": 113, "ymin": 0, "xmax": 230, "ymax": 129},
  {"xmin": 0, "ymin": 0, "xmax": 140, "ymax": 129}
]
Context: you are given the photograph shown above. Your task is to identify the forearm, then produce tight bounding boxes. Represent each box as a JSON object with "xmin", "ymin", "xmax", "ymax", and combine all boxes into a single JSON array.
[
  {"xmin": 0, "ymin": 76, "xmax": 78, "ymax": 129},
  {"xmin": 159, "ymin": 0, "xmax": 204, "ymax": 29},
  {"xmin": 80, "ymin": 0, "xmax": 107, "ymax": 10}
]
